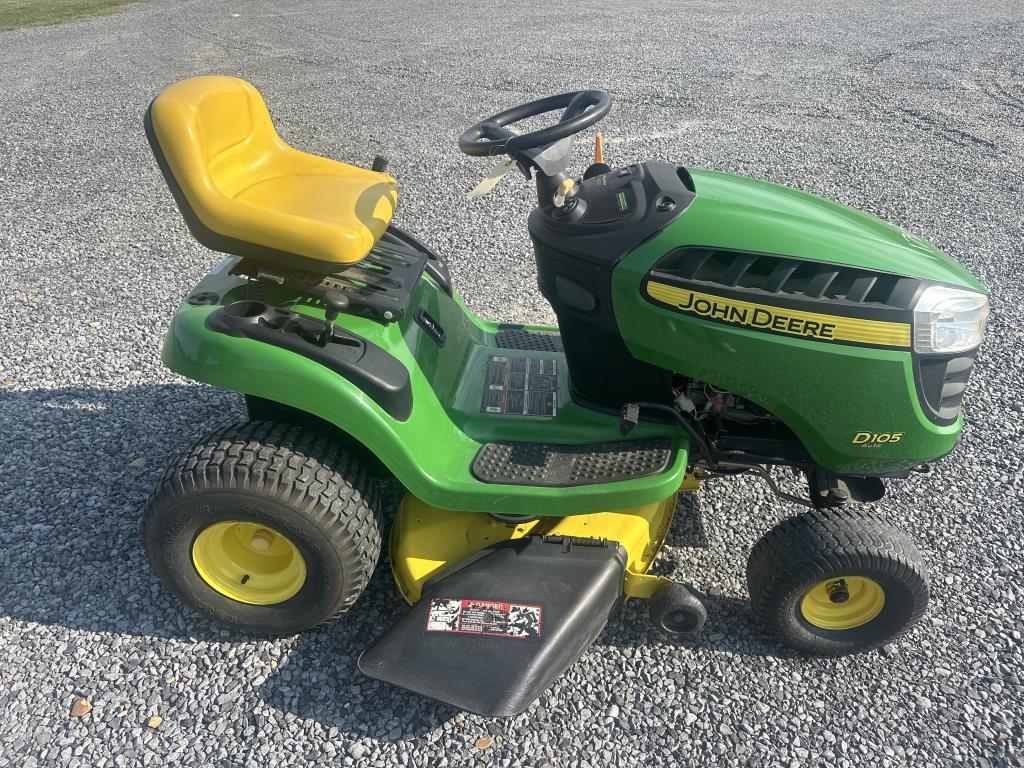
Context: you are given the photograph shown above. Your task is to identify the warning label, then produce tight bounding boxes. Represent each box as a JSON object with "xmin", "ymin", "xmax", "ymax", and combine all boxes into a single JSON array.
[
  {"xmin": 425, "ymin": 598, "xmax": 542, "ymax": 639},
  {"xmin": 481, "ymin": 355, "xmax": 558, "ymax": 417}
]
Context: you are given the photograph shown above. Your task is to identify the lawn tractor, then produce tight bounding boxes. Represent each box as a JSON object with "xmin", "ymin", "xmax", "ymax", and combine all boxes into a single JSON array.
[{"xmin": 141, "ymin": 76, "xmax": 988, "ymax": 716}]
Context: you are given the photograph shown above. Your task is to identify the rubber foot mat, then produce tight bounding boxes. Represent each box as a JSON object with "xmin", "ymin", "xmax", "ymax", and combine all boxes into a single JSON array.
[
  {"xmin": 472, "ymin": 437, "xmax": 672, "ymax": 487},
  {"xmin": 494, "ymin": 326, "xmax": 564, "ymax": 353}
]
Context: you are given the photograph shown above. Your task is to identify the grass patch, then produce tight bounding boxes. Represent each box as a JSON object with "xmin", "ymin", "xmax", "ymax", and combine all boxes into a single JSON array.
[{"xmin": 0, "ymin": 0, "xmax": 142, "ymax": 32}]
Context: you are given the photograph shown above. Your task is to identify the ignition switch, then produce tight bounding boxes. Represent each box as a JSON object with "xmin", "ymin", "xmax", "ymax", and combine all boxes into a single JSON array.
[{"xmin": 553, "ymin": 178, "xmax": 578, "ymax": 209}]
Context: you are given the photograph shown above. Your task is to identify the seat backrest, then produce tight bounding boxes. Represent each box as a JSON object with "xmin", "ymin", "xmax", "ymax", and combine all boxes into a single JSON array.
[{"xmin": 147, "ymin": 75, "xmax": 280, "ymax": 211}]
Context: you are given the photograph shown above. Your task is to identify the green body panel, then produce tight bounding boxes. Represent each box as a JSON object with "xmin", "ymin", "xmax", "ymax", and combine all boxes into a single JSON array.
[
  {"xmin": 162, "ymin": 258, "xmax": 688, "ymax": 516},
  {"xmin": 164, "ymin": 167, "xmax": 983, "ymax": 493},
  {"xmin": 613, "ymin": 169, "xmax": 976, "ymax": 474},
  {"xmin": 673, "ymin": 170, "xmax": 985, "ymax": 290}
]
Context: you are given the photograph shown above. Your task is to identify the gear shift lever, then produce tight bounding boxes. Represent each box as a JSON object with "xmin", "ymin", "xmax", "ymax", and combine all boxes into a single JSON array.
[{"xmin": 321, "ymin": 290, "xmax": 350, "ymax": 346}]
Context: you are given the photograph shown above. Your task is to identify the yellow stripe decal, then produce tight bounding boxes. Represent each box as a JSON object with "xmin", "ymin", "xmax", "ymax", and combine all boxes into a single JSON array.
[{"xmin": 646, "ymin": 282, "xmax": 912, "ymax": 348}]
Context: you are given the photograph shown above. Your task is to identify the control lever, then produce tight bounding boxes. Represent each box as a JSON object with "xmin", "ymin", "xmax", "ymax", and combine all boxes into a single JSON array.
[
  {"xmin": 321, "ymin": 290, "xmax": 350, "ymax": 346},
  {"xmin": 583, "ymin": 131, "xmax": 612, "ymax": 180}
]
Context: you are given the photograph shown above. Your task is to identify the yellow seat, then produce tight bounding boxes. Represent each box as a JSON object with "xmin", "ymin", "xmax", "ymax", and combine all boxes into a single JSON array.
[{"xmin": 146, "ymin": 76, "xmax": 397, "ymax": 272}]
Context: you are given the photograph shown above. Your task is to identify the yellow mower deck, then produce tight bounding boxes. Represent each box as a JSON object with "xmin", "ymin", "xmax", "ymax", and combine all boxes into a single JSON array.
[{"xmin": 390, "ymin": 476, "xmax": 701, "ymax": 604}]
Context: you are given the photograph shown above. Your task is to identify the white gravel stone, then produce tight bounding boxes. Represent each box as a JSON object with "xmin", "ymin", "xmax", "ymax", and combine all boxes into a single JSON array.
[{"xmin": 1, "ymin": 1, "xmax": 1021, "ymax": 767}]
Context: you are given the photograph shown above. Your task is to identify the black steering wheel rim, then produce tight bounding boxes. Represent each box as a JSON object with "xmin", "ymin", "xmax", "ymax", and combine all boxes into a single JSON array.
[{"xmin": 458, "ymin": 90, "xmax": 612, "ymax": 157}]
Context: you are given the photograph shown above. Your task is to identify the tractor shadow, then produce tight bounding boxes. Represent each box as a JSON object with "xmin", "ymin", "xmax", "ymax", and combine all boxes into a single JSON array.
[
  {"xmin": 598, "ymin": 492, "xmax": 785, "ymax": 660},
  {"xmin": 0, "ymin": 382, "xmax": 250, "ymax": 643},
  {"xmin": 605, "ymin": 592, "xmax": 787, "ymax": 659},
  {"xmin": 0, "ymin": 382, "xmax": 783, "ymax": 741},
  {"xmin": 0, "ymin": 383, "xmax": 458, "ymax": 736}
]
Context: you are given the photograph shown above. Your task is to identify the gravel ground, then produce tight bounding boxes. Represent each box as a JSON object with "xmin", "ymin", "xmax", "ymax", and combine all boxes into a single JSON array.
[{"xmin": 1, "ymin": 1, "xmax": 1022, "ymax": 766}]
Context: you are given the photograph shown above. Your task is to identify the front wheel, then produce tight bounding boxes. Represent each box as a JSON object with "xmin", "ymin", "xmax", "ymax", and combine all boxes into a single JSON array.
[
  {"xmin": 746, "ymin": 508, "xmax": 929, "ymax": 656},
  {"xmin": 142, "ymin": 421, "xmax": 383, "ymax": 635}
]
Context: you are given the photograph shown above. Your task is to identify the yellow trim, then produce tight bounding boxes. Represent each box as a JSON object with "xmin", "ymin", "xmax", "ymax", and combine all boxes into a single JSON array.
[
  {"xmin": 800, "ymin": 576, "xmax": 885, "ymax": 629},
  {"xmin": 646, "ymin": 282, "xmax": 912, "ymax": 348},
  {"xmin": 192, "ymin": 521, "xmax": 307, "ymax": 605},
  {"xmin": 389, "ymin": 493, "xmax": 678, "ymax": 603}
]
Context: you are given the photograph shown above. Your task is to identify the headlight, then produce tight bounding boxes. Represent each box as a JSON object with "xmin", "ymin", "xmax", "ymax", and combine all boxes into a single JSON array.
[{"xmin": 913, "ymin": 285, "xmax": 989, "ymax": 354}]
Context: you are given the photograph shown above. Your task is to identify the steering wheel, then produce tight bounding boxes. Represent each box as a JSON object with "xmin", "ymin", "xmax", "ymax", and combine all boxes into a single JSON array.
[{"xmin": 458, "ymin": 90, "xmax": 612, "ymax": 157}]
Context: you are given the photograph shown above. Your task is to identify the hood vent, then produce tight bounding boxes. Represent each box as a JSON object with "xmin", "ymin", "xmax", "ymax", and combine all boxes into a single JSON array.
[{"xmin": 651, "ymin": 247, "xmax": 921, "ymax": 310}]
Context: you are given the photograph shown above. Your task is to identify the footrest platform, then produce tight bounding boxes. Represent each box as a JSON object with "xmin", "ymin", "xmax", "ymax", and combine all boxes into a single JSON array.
[{"xmin": 471, "ymin": 437, "xmax": 672, "ymax": 487}]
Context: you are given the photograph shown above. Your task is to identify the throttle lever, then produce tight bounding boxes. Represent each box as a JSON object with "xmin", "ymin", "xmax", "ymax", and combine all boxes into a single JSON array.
[{"xmin": 321, "ymin": 290, "xmax": 350, "ymax": 346}]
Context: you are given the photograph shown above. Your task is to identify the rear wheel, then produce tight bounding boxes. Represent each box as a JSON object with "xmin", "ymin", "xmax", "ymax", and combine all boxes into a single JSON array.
[
  {"xmin": 746, "ymin": 508, "xmax": 928, "ymax": 656},
  {"xmin": 143, "ymin": 421, "xmax": 383, "ymax": 635}
]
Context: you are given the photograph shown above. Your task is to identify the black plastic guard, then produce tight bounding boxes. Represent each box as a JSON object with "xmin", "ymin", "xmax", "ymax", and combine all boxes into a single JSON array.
[{"xmin": 358, "ymin": 536, "xmax": 627, "ymax": 717}]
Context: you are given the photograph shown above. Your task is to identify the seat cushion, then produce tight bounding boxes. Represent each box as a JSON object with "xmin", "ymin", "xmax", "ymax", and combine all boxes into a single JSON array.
[
  {"xmin": 147, "ymin": 76, "xmax": 397, "ymax": 271},
  {"xmin": 234, "ymin": 173, "xmax": 396, "ymax": 261}
]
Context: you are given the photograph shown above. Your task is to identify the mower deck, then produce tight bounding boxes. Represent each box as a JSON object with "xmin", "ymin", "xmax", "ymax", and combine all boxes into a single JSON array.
[{"xmin": 389, "ymin": 490, "xmax": 682, "ymax": 604}]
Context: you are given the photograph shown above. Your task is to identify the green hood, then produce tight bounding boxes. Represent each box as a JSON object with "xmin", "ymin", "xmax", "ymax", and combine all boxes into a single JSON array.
[{"xmin": 674, "ymin": 169, "xmax": 986, "ymax": 293}]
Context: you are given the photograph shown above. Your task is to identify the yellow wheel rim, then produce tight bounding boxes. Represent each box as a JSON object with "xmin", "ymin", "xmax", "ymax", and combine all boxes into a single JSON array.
[
  {"xmin": 192, "ymin": 521, "xmax": 306, "ymax": 605},
  {"xmin": 800, "ymin": 576, "xmax": 885, "ymax": 630}
]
